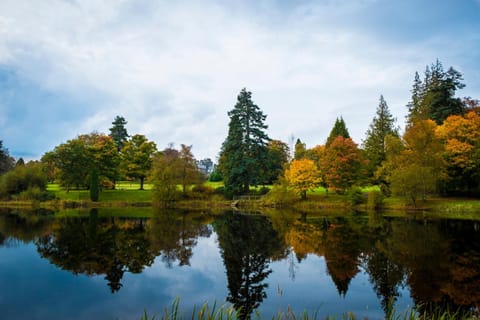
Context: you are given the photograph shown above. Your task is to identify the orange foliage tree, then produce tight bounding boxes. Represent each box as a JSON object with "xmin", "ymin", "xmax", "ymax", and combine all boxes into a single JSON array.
[
  {"xmin": 284, "ymin": 159, "xmax": 321, "ymax": 200},
  {"xmin": 322, "ymin": 136, "xmax": 363, "ymax": 193},
  {"xmin": 437, "ymin": 111, "xmax": 480, "ymax": 194}
]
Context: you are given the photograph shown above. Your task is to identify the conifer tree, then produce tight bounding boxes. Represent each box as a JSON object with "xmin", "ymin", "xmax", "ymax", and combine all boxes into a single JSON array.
[
  {"xmin": 326, "ymin": 117, "xmax": 350, "ymax": 147},
  {"xmin": 109, "ymin": 116, "xmax": 129, "ymax": 151},
  {"xmin": 218, "ymin": 88, "xmax": 270, "ymax": 196},
  {"xmin": 363, "ymin": 95, "xmax": 398, "ymax": 181}
]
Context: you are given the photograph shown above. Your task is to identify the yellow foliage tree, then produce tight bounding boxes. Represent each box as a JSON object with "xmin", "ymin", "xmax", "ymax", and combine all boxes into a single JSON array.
[{"xmin": 285, "ymin": 159, "xmax": 322, "ymax": 200}]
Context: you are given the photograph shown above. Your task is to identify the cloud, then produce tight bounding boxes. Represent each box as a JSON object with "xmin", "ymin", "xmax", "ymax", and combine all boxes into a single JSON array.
[{"xmin": 0, "ymin": 0, "xmax": 479, "ymax": 159}]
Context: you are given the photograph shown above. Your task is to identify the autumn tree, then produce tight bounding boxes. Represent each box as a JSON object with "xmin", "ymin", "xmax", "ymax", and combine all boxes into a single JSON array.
[
  {"xmin": 387, "ymin": 120, "xmax": 445, "ymax": 206},
  {"xmin": 178, "ymin": 144, "xmax": 204, "ymax": 194},
  {"xmin": 151, "ymin": 147, "xmax": 182, "ymax": 203},
  {"xmin": 218, "ymin": 88, "xmax": 270, "ymax": 196},
  {"xmin": 285, "ymin": 159, "xmax": 322, "ymax": 200},
  {"xmin": 109, "ymin": 116, "xmax": 129, "ymax": 151},
  {"xmin": 120, "ymin": 134, "xmax": 157, "ymax": 190},
  {"xmin": 323, "ymin": 137, "xmax": 363, "ymax": 193},
  {"xmin": 362, "ymin": 95, "xmax": 398, "ymax": 182},
  {"xmin": 326, "ymin": 117, "xmax": 350, "ymax": 147},
  {"xmin": 437, "ymin": 111, "xmax": 480, "ymax": 195}
]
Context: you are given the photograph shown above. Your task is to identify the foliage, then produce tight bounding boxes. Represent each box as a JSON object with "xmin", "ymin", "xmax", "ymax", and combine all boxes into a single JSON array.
[
  {"xmin": 208, "ymin": 169, "xmax": 223, "ymax": 182},
  {"xmin": 437, "ymin": 111, "xmax": 480, "ymax": 195},
  {"xmin": 218, "ymin": 88, "xmax": 270, "ymax": 195},
  {"xmin": 264, "ymin": 139, "xmax": 290, "ymax": 184},
  {"xmin": 326, "ymin": 117, "xmax": 350, "ymax": 147},
  {"xmin": 44, "ymin": 133, "xmax": 120, "ymax": 191},
  {"xmin": 151, "ymin": 150, "xmax": 182, "ymax": 203},
  {"xmin": 0, "ymin": 161, "xmax": 48, "ymax": 199},
  {"xmin": 407, "ymin": 60, "xmax": 465, "ymax": 125},
  {"xmin": 323, "ymin": 136, "xmax": 363, "ymax": 193},
  {"xmin": 294, "ymin": 138, "xmax": 306, "ymax": 160},
  {"xmin": 121, "ymin": 134, "xmax": 157, "ymax": 190},
  {"xmin": 0, "ymin": 140, "xmax": 15, "ymax": 175},
  {"xmin": 362, "ymin": 95, "xmax": 398, "ymax": 182},
  {"xmin": 285, "ymin": 159, "xmax": 322, "ymax": 200},
  {"xmin": 178, "ymin": 144, "xmax": 204, "ymax": 194},
  {"xmin": 384, "ymin": 120, "xmax": 445, "ymax": 206},
  {"xmin": 109, "ymin": 115, "xmax": 129, "ymax": 151}
]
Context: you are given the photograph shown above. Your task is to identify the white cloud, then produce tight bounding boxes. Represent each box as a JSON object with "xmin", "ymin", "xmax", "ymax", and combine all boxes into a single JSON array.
[{"xmin": 0, "ymin": 0, "xmax": 479, "ymax": 159}]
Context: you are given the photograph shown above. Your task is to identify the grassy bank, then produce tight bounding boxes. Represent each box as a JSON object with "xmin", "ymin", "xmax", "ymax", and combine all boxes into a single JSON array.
[{"xmin": 1, "ymin": 183, "xmax": 479, "ymax": 218}]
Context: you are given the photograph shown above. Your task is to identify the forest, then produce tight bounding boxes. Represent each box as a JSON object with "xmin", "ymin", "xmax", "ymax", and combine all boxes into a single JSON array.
[{"xmin": 1, "ymin": 60, "xmax": 479, "ymax": 206}]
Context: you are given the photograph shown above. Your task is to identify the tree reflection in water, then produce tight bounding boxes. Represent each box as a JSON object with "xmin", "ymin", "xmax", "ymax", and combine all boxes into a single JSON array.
[{"xmin": 214, "ymin": 212, "xmax": 287, "ymax": 320}]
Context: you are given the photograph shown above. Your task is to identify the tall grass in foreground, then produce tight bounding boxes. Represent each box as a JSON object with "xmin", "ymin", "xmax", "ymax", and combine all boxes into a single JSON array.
[{"xmin": 140, "ymin": 300, "xmax": 478, "ymax": 320}]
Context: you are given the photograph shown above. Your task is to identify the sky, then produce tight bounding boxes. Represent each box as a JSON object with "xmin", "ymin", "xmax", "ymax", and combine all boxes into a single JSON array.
[{"xmin": 1, "ymin": 0, "xmax": 479, "ymax": 161}]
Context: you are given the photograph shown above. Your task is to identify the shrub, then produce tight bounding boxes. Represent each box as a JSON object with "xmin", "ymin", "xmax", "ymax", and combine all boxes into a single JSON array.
[
  {"xmin": 0, "ymin": 162, "xmax": 47, "ymax": 198},
  {"xmin": 18, "ymin": 187, "xmax": 55, "ymax": 201},
  {"xmin": 208, "ymin": 170, "xmax": 223, "ymax": 182},
  {"xmin": 189, "ymin": 184, "xmax": 215, "ymax": 199},
  {"xmin": 263, "ymin": 183, "xmax": 297, "ymax": 207}
]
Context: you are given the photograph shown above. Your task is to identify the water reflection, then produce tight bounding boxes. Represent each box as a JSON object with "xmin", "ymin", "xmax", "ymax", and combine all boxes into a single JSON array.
[
  {"xmin": 0, "ymin": 208, "xmax": 479, "ymax": 318},
  {"xmin": 214, "ymin": 212, "xmax": 287, "ymax": 320}
]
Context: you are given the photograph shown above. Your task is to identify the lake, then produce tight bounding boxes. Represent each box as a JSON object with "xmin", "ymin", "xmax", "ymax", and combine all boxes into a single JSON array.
[{"xmin": 0, "ymin": 207, "xmax": 479, "ymax": 320}]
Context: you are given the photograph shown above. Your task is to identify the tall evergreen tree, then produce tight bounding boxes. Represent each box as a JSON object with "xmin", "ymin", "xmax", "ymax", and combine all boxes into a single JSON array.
[
  {"xmin": 109, "ymin": 116, "xmax": 129, "ymax": 151},
  {"xmin": 407, "ymin": 60, "xmax": 465, "ymax": 125},
  {"xmin": 363, "ymin": 95, "xmax": 398, "ymax": 181},
  {"xmin": 218, "ymin": 88, "xmax": 270, "ymax": 196},
  {"xmin": 326, "ymin": 117, "xmax": 350, "ymax": 147}
]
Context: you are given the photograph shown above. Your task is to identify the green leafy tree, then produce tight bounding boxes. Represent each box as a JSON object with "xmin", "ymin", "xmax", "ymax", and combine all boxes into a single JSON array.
[
  {"xmin": 120, "ymin": 134, "xmax": 157, "ymax": 190},
  {"xmin": 109, "ymin": 116, "xmax": 129, "ymax": 151},
  {"xmin": 151, "ymin": 146, "xmax": 182, "ymax": 203},
  {"xmin": 0, "ymin": 161, "xmax": 47, "ymax": 198},
  {"xmin": 0, "ymin": 141, "xmax": 15, "ymax": 175},
  {"xmin": 264, "ymin": 139, "xmax": 290, "ymax": 184},
  {"xmin": 362, "ymin": 95, "xmax": 398, "ymax": 182},
  {"xmin": 326, "ymin": 117, "xmax": 350, "ymax": 147},
  {"xmin": 218, "ymin": 88, "xmax": 270, "ymax": 196}
]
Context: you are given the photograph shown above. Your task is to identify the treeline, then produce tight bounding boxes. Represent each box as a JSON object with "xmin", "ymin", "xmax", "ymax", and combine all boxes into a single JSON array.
[{"xmin": 1, "ymin": 59, "xmax": 479, "ymax": 203}]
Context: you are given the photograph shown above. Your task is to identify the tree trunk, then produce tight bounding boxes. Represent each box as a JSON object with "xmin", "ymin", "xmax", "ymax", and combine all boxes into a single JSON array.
[{"xmin": 140, "ymin": 177, "xmax": 144, "ymax": 190}]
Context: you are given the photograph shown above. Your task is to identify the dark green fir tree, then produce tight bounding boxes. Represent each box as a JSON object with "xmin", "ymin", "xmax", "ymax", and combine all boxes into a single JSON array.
[{"xmin": 326, "ymin": 117, "xmax": 350, "ymax": 147}]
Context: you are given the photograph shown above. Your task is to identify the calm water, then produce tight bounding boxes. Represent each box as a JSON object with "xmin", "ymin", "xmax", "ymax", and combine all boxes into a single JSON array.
[{"xmin": 0, "ymin": 208, "xmax": 479, "ymax": 320}]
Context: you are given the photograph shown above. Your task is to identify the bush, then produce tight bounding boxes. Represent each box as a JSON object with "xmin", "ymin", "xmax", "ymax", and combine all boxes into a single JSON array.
[
  {"xmin": 347, "ymin": 186, "xmax": 366, "ymax": 206},
  {"xmin": 263, "ymin": 183, "xmax": 297, "ymax": 207},
  {"xmin": 189, "ymin": 184, "xmax": 215, "ymax": 199},
  {"xmin": 208, "ymin": 170, "xmax": 223, "ymax": 182},
  {"xmin": 18, "ymin": 187, "xmax": 56, "ymax": 201},
  {"xmin": 367, "ymin": 190, "xmax": 384, "ymax": 210},
  {"xmin": 0, "ymin": 162, "xmax": 47, "ymax": 198}
]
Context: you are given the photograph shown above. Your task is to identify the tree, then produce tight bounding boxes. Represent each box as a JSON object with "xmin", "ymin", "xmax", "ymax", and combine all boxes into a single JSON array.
[
  {"xmin": 264, "ymin": 139, "xmax": 290, "ymax": 184},
  {"xmin": 178, "ymin": 144, "xmax": 203, "ymax": 194},
  {"xmin": 362, "ymin": 95, "xmax": 398, "ymax": 181},
  {"xmin": 151, "ymin": 148, "xmax": 182, "ymax": 203},
  {"xmin": 285, "ymin": 159, "xmax": 322, "ymax": 200},
  {"xmin": 323, "ymin": 137, "xmax": 363, "ymax": 193},
  {"xmin": 218, "ymin": 88, "xmax": 270, "ymax": 196},
  {"xmin": 0, "ymin": 161, "xmax": 47, "ymax": 198},
  {"xmin": 109, "ymin": 116, "xmax": 129, "ymax": 151},
  {"xmin": 437, "ymin": 111, "xmax": 480, "ymax": 195},
  {"xmin": 120, "ymin": 134, "xmax": 157, "ymax": 190},
  {"xmin": 294, "ymin": 138, "xmax": 306, "ymax": 160},
  {"xmin": 407, "ymin": 60, "xmax": 465, "ymax": 125},
  {"xmin": 387, "ymin": 120, "xmax": 445, "ymax": 206},
  {"xmin": 0, "ymin": 141, "xmax": 14, "ymax": 175},
  {"xmin": 326, "ymin": 117, "xmax": 350, "ymax": 147}
]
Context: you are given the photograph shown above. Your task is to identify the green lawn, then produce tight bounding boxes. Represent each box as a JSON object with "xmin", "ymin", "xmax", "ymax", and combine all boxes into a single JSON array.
[{"xmin": 48, "ymin": 183, "xmax": 153, "ymax": 202}]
